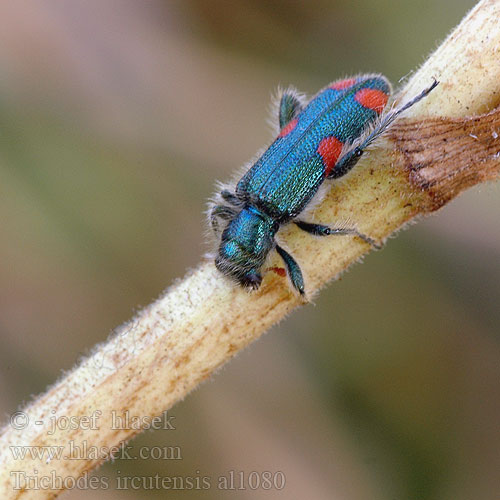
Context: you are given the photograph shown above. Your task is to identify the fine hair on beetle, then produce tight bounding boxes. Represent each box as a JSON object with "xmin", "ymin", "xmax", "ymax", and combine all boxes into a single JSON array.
[{"xmin": 207, "ymin": 75, "xmax": 438, "ymax": 295}]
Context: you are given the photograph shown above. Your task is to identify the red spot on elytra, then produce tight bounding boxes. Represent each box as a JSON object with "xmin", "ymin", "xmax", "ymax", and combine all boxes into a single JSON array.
[
  {"xmin": 330, "ymin": 78, "xmax": 356, "ymax": 90},
  {"xmin": 268, "ymin": 267, "xmax": 286, "ymax": 277},
  {"xmin": 278, "ymin": 118, "xmax": 298, "ymax": 138},
  {"xmin": 354, "ymin": 88, "xmax": 388, "ymax": 113},
  {"xmin": 317, "ymin": 136, "xmax": 343, "ymax": 176}
]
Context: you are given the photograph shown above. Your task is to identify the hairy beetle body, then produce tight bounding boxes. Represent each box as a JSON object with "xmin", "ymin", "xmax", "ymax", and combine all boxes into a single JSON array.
[{"xmin": 210, "ymin": 75, "xmax": 438, "ymax": 294}]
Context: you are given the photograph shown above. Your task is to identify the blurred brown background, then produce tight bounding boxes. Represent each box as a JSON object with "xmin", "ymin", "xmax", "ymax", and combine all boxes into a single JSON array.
[{"xmin": 1, "ymin": 1, "xmax": 499, "ymax": 499}]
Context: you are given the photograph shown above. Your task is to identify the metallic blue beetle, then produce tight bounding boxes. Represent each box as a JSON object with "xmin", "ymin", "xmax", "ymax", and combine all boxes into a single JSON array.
[{"xmin": 210, "ymin": 75, "xmax": 437, "ymax": 295}]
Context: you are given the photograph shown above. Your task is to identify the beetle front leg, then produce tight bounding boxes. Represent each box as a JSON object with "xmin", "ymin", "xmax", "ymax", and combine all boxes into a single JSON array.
[
  {"xmin": 278, "ymin": 90, "xmax": 303, "ymax": 129},
  {"xmin": 275, "ymin": 244, "xmax": 305, "ymax": 295},
  {"xmin": 220, "ymin": 189, "xmax": 243, "ymax": 207},
  {"xmin": 210, "ymin": 204, "xmax": 238, "ymax": 232},
  {"xmin": 295, "ymin": 221, "xmax": 381, "ymax": 249}
]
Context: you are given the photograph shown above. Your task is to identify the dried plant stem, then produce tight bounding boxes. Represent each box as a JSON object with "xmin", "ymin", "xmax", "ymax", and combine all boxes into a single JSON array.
[{"xmin": 1, "ymin": 0, "xmax": 500, "ymax": 498}]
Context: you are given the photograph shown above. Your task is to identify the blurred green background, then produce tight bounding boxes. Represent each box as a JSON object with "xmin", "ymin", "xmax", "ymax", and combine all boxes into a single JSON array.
[{"xmin": 1, "ymin": 1, "xmax": 499, "ymax": 499}]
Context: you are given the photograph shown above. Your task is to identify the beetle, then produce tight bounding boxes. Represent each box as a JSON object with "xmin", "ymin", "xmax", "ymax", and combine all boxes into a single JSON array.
[{"xmin": 209, "ymin": 74, "xmax": 438, "ymax": 295}]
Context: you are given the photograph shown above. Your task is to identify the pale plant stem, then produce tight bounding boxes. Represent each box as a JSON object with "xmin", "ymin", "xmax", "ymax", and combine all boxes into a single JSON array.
[{"xmin": 1, "ymin": 0, "xmax": 500, "ymax": 498}]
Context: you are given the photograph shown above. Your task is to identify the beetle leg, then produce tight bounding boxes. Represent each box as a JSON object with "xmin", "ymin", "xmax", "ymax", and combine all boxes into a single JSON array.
[
  {"xmin": 275, "ymin": 244, "xmax": 305, "ymax": 295},
  {"xmin": 295, "ymin": 221, "xmax": 381, "ymax": 249},
  {"xmin": 210, "ymin": 204, "xmax": 237, "ymax": 232},
  {"xmin": 328, "ymin": 78, "xmax": 438, "ymax": 179},
  {"xmin": 278, "ymin": 91, "xmax": 303, "ymax": 129},
  {"xmin": 328, "ymin": 146, "xmax": 363, "ymax": 179},
  {"xmin": 220, "ymin": 189, "xmax": 243, "ymax": 207}
]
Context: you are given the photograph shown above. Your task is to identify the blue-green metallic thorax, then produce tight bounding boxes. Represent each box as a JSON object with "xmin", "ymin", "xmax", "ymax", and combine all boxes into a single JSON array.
[{"xmin": 216, "ymin": 207, "xmax": 278, "ymax": 289}]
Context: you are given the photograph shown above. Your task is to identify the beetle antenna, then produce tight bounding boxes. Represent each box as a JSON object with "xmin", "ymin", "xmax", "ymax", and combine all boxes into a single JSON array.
[{"xmin": 360, "ymin": 78, "xmax": 439, "ymax": 149}]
